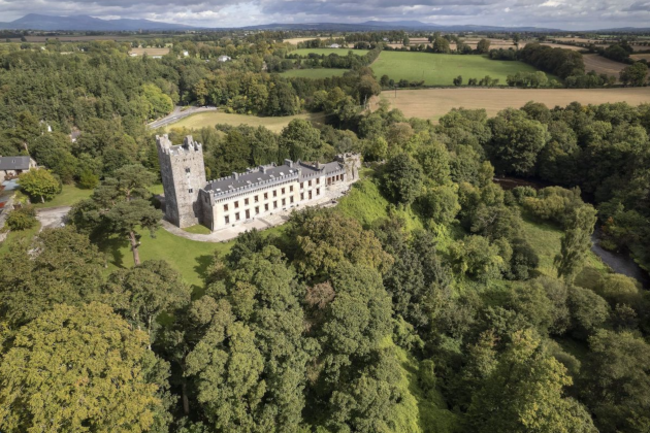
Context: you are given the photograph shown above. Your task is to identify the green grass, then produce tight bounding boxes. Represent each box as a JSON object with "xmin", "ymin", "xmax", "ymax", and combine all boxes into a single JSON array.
[
  {"xmin": 521, "ymin": 216, "xmax": 608, "ymax": 277},
  {"xmin": 291, "ymin": 48, "xmax": 369, "ymax": 57},
  {"xmin": 371, "ymin": 51, "xmax": 553, "ymax": 87},
  {"xmin": 335, "ymin": 175, "xmax": 424, "ymax": 232},
  {"xmin": 166, "ymin": 111, "xmax": 325, "ymax": 133},
  {"xmin": 101, "ymin": 228, "xmax": 233, "ymax": 288},
  {"xmin": 32, "ymin": 184, "xmax": 93, "ymax": 209},
  {"xmin": 0, "ymin": 222, "xmax": 41, "ymax": 255},
  {"xmin": 148, "ymin": 184, "xmax": 164, "ymax": 195},
  {"xmin": 392, "ymin": 343, "xmax": 459, "ymax": 433},
  {"xmin": 281, "ymin": 68, "xmax": 349, "ymax": 78},
  {"xmin": 183, "ymin": 224, "xmax": 212, "ymax": 234}
]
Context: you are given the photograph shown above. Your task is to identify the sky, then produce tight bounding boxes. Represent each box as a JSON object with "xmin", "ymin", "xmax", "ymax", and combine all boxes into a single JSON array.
[{"xmin": 0, "ymin": 0, "xmax": 647, "ymax": 30}]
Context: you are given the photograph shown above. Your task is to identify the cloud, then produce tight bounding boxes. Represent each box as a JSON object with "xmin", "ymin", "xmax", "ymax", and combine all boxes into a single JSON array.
[{"xmin": 0, "ymin": 0, "xmax": 648, "ymax": 29}]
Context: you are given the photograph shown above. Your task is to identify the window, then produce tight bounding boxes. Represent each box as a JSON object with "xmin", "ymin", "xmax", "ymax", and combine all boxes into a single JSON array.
[
  {"xmin": 224, "ymin": 204, "xmax": 229, "ymax": 212},
  {"xmin": 309, "ymin": 191, "xmax": 312, "ymax": 199},
  {"xmin": 273, "ymin": 190, "xmax": 277, "ymax": 197},
  {"xmin": 245, "ymin": 210, "xmax": 250, "ymax": 219},
  {"xmin": 264, "ymin": 193, "xmax": 268, "ymax": 199},
  {"xmin": 281, "ymin": 187, "xmax": 285, "ymax": 195},
  {"xmin": 265, "ymin": 203, "xmax": 269, "ymax": 211},
  {"xmin": 225, "ymin": 215, "xmax": 230, "ymax": 224},
  {"xmin": 245, "ymin": 198, "xmax": 249, "ymax": 205},
  {"xmin": 316, "ymin": 178, "xmax": 320, "ymax": 184},
  {"xmin": 282, "ymin": 198, "xmax": 286, "ymax": 206},
  {"xmin": 235, "ymin": 201, "xmax": 239, "ymax": 209},
  {"xmin": 316, "ymin": 188, "xmax": 320, "ymax": 195},
  {"xmin": 308, "ymin": 180, "xmax": 312, "ymax": 187},
  {"xmin": 188, "ymin": 188, "xmax": 193, "ymax": 193},
  {"xmin": 185, "ymin": 168, "xmax": 191, "ymax": 173},
  {"xmin": 290, "ymin": 196, "xmax": 294, "ymax": 204},
  {"xmin": 255, "ymin": 195, "xmax": 259, "ymax": 203},
  {"xmin": 274, "ymin": 201, "xmax": 278, "ymax": 209},
  {"xmin": 235, "ymin": 212, "xmax": 240, "ymax": 221},
  {"xmin": 300, "ymin": 192, "xmax": 304, "ymax": 200},
  {"xmin": 300, "ymin": 182, "xmax": 304, "ymax": 189},
  {"xmin": 255, "ymin": 206, "xmax": 259, "ymax": 214}
]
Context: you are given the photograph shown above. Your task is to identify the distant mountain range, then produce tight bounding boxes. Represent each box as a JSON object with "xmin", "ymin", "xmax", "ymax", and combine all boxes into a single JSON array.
[
  {"xmin": 0, "ymin": 14, "xmax": 195, "ymax": 31},
  {"xmin": 0, "ymin": 14, "xmax": 648, "ymax": 33}
]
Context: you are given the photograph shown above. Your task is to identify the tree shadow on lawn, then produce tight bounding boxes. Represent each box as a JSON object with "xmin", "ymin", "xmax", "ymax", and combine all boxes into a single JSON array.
[{"xmin": 99, "ymin": 236, "xmax": 127, "ymax": 269}]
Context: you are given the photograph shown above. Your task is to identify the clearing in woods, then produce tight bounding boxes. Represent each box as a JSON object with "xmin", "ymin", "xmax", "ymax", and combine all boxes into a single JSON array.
[
  {"xmin": 370, "ymin": 51, "xmax": 551, "ymax": 86},
  {"xmin": 372, "ymin": 87, "xmax": 650, "ymax": 121},
  {"xmin": 165, "ymin": 111, "xmax": 325, "ymax": 133}
]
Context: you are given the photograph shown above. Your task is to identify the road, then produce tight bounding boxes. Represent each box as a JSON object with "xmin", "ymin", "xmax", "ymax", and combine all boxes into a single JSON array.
[
  {"xmin": 147, "ymin": 105, "xmax": 217, "ymax": 129},
  {"xmin": 36, "ymin": 206, "xmax": 71, "ymax": 230}
]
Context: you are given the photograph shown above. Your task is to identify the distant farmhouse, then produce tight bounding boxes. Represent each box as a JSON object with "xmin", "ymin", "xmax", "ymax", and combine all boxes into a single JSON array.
[
  {"xmin": 218, "ymin": 55, "xmax": 231, "ymax": 62},
  {"xmin": 329, "ymin": 43, "xmax": 341, "ymax": 48},
  {"xmin": 157, "ymin": 135, "xmax": 361, "ymax": 231},
  {"xmin": 0, "ymin": 156, "xmax": 37, "ymax": 183}
]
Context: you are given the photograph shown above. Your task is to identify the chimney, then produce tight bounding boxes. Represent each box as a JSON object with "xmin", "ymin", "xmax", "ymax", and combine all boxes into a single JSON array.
[
  {"xmin": 260, "ymin": 166, "xmax": 266, "ymax": 173},
  {"xmin": 232, "ymin": 172, "xmax": 239, "ymax": 180},
  {"xmin": 316, "ymin": 162, "xmax": 322, "ymax": 169},
  {"xmin": 284, "ymin": 159, "xmax": 293, "ymax": 167}
]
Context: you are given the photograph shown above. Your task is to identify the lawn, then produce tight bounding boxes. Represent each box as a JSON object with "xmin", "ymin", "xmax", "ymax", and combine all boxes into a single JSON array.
[
  {"xmin": 102, "ymin": 228, "xmax": 234, "ymax": 288},
  {"xmin": 166, "ymin": 111, "xmax": 325, "ymax": 133},
  {"xmin": 291, "ymin": 48, "xmax": 369, "ymax": 57},
  {"xmin": 32, "ymin": 184, "xmax": 93, "ymax": 209},
  {"xmin": 521, "ymin": 216, "xmax": 608, "ymax": 277},
  {"xmin": 282, "ymin": 68, "xmax": 349, "ymax": 79},
  {"xmin": 371, "ymin": 51, "xmax": 551, "ymax": 87},
  {"xmin": 0, "ymin": 222, "xmax": 41, "ymax": 255}
]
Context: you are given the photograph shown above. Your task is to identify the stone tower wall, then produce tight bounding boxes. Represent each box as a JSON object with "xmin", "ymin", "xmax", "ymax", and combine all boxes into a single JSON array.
[
  {"xmin": 156, "ymin": 134, "xmax": 207, "ymax": 228},
  {"xmin": 336, "ymin": 153, "xmax": 362, "ymax": 182}
]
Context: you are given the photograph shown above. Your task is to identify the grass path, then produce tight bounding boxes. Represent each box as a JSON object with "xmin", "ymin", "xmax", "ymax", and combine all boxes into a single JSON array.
[{"xmin": 166, "ymin": 111, "xmax": 325, "ymax": 133}]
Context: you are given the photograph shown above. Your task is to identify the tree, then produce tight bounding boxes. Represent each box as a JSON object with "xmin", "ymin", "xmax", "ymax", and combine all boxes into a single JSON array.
[
  {"xmin": 18, "ymin": 168, "xmax": 60, "ymax": 203},
  {"xmin": 581, "ymin": 330, "xmax": 650, "ymax": 433},
  {"xmin": 4, "ymin": 206, "xmax": 37, "ymax": 231},
  {"xmin": 453, "ymin": 75, "xmax": 463, "ymax": 86},
  {"xmin": 555, "ymin": 205, "xmax": 597, "ymax": 282},
  {"xmin": 487, "ymin": 108, "xmax": 549, "ymax": 175},
  {"xmin": 105, "ymin": 260, "xmax": 191, "ymax": 348},
  {"xmin": 382, "ymin": 153, "xmax": 423, "ymax": 206},
  {"xmin": 0, "ymin": 227, "xmax": 105, "ymax": 327},
  {"xmin": 71, "ymin": 164, "xmax": 161, "ymax": 265},
  {"xmin": 0, "ymin": 303, "xmax": 168, "ymax": 433},
  {"xmin": 620, "ymin": 62, "xmax": 649, "ymax": 87},
  {"xmin": 466, "ymin": 329, "xmax": 597, "ymax": 433},
  {"xmin": 477, "ymin": 38, "xmax": 491, "ymax": 54},
  {"xmin": 278, "ymin": 119, "xmax": 324, "ymax": 162}
]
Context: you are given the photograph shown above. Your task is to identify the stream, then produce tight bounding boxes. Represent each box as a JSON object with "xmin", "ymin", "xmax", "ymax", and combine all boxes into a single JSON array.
[{"xmin": 494, "ymin": 177, "xmax": 650, "ymax": 288}]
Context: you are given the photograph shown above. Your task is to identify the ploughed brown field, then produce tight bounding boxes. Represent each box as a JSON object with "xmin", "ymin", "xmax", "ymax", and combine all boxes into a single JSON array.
[
  {"xmin": 370, "ymin": 87, "xmax": 650, "ymax": 121},
  {"xmin": 583, "ymin": 54, "xmax": 628, "ymax": 80}
]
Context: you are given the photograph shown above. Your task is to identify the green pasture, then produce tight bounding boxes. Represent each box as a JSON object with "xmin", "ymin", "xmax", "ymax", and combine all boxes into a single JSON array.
[
  {"xmin": 291, "ymin": 48, "xmax": 369, "ymax": 57},
  {"xmin": 371, "ymin": 51, "xmax": 553, "ymax": 86}
]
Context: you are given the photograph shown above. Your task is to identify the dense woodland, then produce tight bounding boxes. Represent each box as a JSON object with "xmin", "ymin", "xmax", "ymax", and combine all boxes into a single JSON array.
[{"xmin": 1, "ymin": 34, "xmax": 650, "ymax": 433}]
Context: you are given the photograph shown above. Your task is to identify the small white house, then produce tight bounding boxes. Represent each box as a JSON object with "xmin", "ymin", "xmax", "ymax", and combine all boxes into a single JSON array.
[
  {"xmin": 329, "ymin": 43, "xmax": 341, "ymax": 49},
  {"xmin": 182, "ymin": 50, "xmax": 189, "ymax": 57},
  {"xmin": 218, "ymin": 55, "xmax": 232, "ymax": 62}
]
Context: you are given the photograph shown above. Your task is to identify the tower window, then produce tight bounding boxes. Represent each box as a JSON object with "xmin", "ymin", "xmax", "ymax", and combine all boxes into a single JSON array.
[
  {"xmin": 185, "ymin": 168, "xmax": 191, "ymax": 173},
  {"xmin": 188, "ymin": 188, "xmax": 193, "ymax": 193}
]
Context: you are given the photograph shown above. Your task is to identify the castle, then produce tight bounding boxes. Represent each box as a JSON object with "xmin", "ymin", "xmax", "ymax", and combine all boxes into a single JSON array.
[{"xmin": 157, "ymin": 134, "xmax": 361, "ymax": 231}]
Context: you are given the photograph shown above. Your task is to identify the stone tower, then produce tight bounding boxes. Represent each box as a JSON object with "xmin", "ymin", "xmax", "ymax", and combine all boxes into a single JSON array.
[
  {"xmin": 336, "ymin": 153, "xmax": 362, "ymax": 181},
  {"xmin": 157, "ymin": 134, "xmax": 207, "ymax": 228}
]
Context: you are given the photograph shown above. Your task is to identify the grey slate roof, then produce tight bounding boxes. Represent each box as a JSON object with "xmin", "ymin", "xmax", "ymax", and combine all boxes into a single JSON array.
[
  {"xmin": 205, "ymin": 163, "xmax": 299, "ymax": 194},
  {"xmin": 0, "ymin": 156, "xmax": 31, "ymax": 171}
]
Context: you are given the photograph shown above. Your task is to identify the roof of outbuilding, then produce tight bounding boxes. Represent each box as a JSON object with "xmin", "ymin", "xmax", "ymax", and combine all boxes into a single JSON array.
[{"xmin": 0, "ymin": 156, "xmax": 31, "ymax": 171}]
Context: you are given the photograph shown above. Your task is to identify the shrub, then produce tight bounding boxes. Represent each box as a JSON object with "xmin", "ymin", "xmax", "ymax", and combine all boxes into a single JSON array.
[{"xmin": 5, "ymin": 206, "xmax": 37, "ymax": 231}]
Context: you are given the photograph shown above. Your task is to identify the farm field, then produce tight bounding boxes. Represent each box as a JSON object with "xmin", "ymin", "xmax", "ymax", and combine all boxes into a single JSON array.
[
  {"xmin": 371, "ymin": 87, "xmax": 650, "ymax": 120},
  {"xmin": 166, "ymin": 111, "xmax": 325, "ymax": 133},
  {"xmin": 583, "ymin": 53, "xmax": 627, "ymax": 80},
  {"xmin": 631, "ymin": 53, "xmax": 650, "ymax": 61},
  {"xmin": 370, "ymin": 51, "xmax": 549, "ymax": 86},
  {"xmin": 283, "ymin": 37, "xmax": 319, "ymax": 45},
  {"xmin": 128, "ymin": 47, "xmax": 170, "ymax": 56},
  {"xmin": 291, "ymin": 48, "xmax": 368, "ymax": 56},
  {"xmin": 281, "ymin": 68, "xmax": 349, "ymax": 78}
]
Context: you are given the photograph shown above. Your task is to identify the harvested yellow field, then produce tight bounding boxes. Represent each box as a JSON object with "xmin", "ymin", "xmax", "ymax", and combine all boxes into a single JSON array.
[
  {"xmin": 631, "ymin": 53, "xmax": 650, "ymax": 61},
  {"xmin": 129, "ymin": 47, "xmax": 170, "ymax": 56},
  {"xmin": 583, "ymin": 54, "xmax": 627, "ymax": 79},
  {"xmin": 283, "ymin": 37, "xmax": 319, "ymax": 45},
  {"xmin": 166, "ymin": 111, "xmax": 325, "ymax": 133},
  {"xmin": 371, "ymin": 88, "xmax": 650, "ymax": 121}
]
